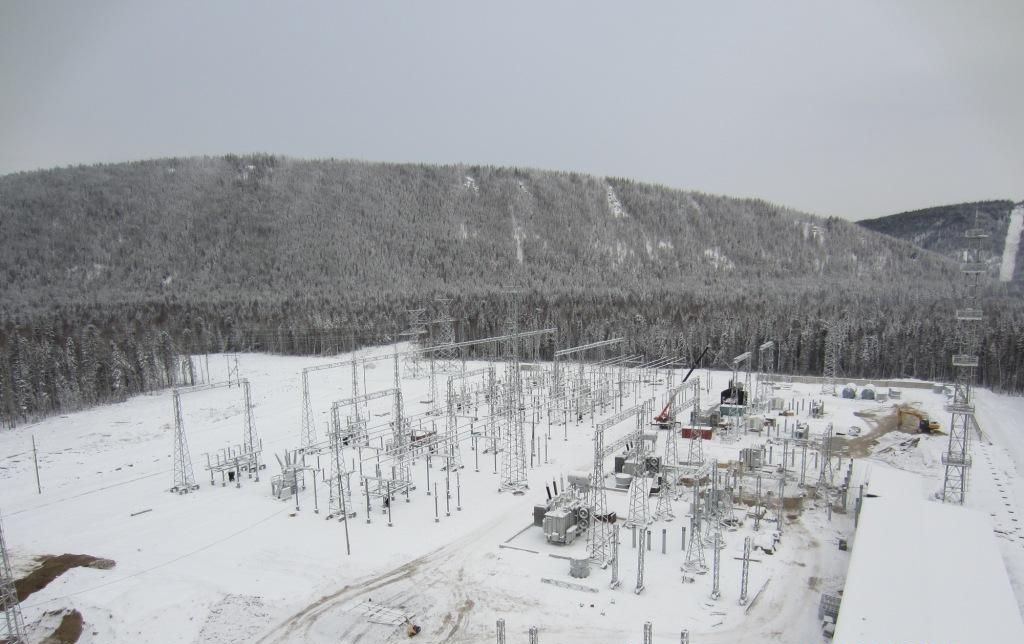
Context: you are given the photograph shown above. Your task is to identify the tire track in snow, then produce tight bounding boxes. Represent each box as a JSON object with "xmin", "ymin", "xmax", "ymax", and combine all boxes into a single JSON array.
[{"xmin": 256, "ymin": 515, "xmax": 507, "ymax": 643}]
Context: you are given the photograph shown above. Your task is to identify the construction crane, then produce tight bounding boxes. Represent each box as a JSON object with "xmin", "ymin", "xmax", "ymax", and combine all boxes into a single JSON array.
[
  {"xmin": 654, "ymin": 347, "xmax": 708, "ymax": 425},
  {"xmin": 897, "ymin": 406, "xmax": 939, "ymax": 433}
]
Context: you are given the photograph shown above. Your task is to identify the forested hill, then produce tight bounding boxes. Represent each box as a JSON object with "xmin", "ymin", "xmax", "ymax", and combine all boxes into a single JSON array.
[
  {"xmin": 1, "ymin": 155, "xmax": 1023, "ymax": 424},
  {"xmin": 858, "ymin": 200, "xmax": 1023, "ymax": 283},
  {"xmin": 2, "ymin": 155, "xmax": 951, "ymax": 306}
]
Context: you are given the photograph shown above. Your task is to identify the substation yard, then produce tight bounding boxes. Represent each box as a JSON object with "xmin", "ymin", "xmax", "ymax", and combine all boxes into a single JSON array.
[{"xmin": 2, "ymin": 347, "xmax": 1024, "ymax": 643}]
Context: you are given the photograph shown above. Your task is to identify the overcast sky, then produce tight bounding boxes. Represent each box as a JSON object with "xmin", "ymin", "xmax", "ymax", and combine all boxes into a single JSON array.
[{"xmin": 1, "ymin": 1, "xmax": 1020, "ymax": 220}]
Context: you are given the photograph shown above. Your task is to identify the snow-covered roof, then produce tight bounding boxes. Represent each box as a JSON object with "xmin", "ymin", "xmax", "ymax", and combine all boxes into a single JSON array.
[{"xmin": 835, "ymin": 488, "xmax": 1024, "ymax": 643}]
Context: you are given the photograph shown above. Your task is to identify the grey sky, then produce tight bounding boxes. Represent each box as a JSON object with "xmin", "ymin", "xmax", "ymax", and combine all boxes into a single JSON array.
[{"xmin": 1, "ymin": 1, "xmax": 1021, "ymax": 220}]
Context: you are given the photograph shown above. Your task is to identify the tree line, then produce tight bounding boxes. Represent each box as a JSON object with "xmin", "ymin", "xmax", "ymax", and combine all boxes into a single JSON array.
[{"xmin": 1, "ymin": 155, "xmax": 1020, "ymax": 426}]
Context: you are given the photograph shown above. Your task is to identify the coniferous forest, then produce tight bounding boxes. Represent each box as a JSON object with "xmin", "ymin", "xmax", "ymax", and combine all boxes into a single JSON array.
[{"xmin": 2, "ymin": 155, "xmax": 1022, "ymax": 426}]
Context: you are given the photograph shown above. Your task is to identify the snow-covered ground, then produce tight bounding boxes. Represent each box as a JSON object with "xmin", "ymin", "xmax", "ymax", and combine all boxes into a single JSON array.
[
  {"xmin": 999, "ymin": 204, "xmax": 1024, "ymax": 282},
  {"xmin": 1, "ymin": 351, "xmax": 1022, "ymax": 643}
]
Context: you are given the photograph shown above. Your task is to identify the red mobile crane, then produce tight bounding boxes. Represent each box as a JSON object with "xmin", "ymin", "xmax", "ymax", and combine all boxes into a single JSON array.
[{"xmin": 654, "ymin": 346, "xmax": 709, "ymax": 425}]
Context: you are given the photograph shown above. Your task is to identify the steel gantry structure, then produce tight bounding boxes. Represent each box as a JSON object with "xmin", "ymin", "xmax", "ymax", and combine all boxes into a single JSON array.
[
  {"xmin": 171, "ymin": 379, "xmax": 261, "ymax": 494},
  {"xmin": 298, "ymin": 328, "xmax": 557, "ymax": 450},
  {"xmin": 552, "ymin": 338, "xmax": 625, "ymax": 395},
  {"xmin": 587, "ymin": 400, "xmax": 652, "ymax": 564}
]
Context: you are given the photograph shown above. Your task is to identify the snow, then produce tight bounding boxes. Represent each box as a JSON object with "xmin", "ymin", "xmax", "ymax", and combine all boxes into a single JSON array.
[
  {"xmin": 2, "ymin": 354, "xmax": 1023, "ymax": 643},
  {"xmin": 999, "ymin": 204, "xmax": 1024, "ymax": 282},
  {"xmin": 835, "ymin": 493, "xmax": 1024, "ymax": 644},
  {"xmin": 605, "ymin": 185, "xmax": 628, "ymax": 219},
  {"xmin": 703, "ymin": 247, "xmax": 735, "ymax": 271}
]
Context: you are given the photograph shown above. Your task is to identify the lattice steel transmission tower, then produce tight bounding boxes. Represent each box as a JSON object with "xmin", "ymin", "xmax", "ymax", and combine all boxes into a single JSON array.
[
  {"xmin": 625, "ymin": 443, "xmax": 651, "ymax": 528},
  {"xmin": 499, "ymin": 289, "xmax": 528, "ymax": 493},
  {"xmin": 821, "ymin": 322, "xmax": 843, "ymax": 396},
  {"xmin": 433, "ymin": 298, "xmax": 459, "ymax": 366},
  {"xmin": 943, "ymin": 221, "xmax": 985, "ymax": 504},
  {"xmin": 817, "ymin": 423, "xmax": 834, "ymax": 496},
  {"xmin": 683, "ymin": 482, "xmax": 707, "ymax": 572},
  {"xmin": 171, "ymin": 389, "xmax": 198, "ymax": 493},
  {"xmin": 327, "ymin": 418, "xmax": 354, "ymax": 521},
  {"xmin": 0, "ymin": 512, "xmax": 26, "ymax": 644},
  {"xmin": 400, "ymin": 309, "xmax": 429, "ymax": 378}
]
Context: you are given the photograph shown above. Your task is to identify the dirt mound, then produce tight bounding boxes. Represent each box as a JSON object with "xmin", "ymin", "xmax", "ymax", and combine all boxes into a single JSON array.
[
  {"xmin": 42, "ymin": 609, "xmax": 83, "ymax": 644},
  {"xmin": 15, "ymin": 554, "xmax": 115, "ymax": 602},
  {"xmin": 832, "ymin": 405, "xmax": 924, "ymax": 458}
]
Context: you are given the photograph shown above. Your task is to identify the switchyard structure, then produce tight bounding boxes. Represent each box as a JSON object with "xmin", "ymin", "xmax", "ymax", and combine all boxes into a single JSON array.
[
  {"xmin": 148, "ymin": 316, "xmax": 916, "ymax": 642},
  {"xmin": 943, "ymin": 221, "xmax": 985, "ymax": 504},
  {"xmin": 171, "ymin": 379, "xmax": 262, "ymax": 493}
]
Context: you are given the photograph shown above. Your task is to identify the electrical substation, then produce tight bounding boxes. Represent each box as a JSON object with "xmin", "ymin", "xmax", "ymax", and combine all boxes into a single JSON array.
[{"xmin": 4, "ymin": 239, "xmax": 1024, "ymax": 643}]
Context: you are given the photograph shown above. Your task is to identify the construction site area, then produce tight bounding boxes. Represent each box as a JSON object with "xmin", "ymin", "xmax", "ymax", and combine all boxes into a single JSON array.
[{"xmin": 1, "ymin": 292, "xmax": 1023, "ymax": 644}]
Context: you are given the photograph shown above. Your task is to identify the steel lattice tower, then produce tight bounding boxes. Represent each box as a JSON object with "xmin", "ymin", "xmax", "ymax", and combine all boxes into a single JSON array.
[
  {"xmin": 0, "ymin": 512, "xmax": 26, "ymax": 644},
  {"xmin": 499, "ymin": 290, "xmax": 528, "ymax": 492},
  {"xmin": 943, "ymin": 222, "xmax": 985, "ymax": 503},
  {"xmin": 739, "ymin": 536, "xmax": 752, "ymax": 604},
  {"xmin": 626, "ymin": 411, "xmax": 652, "ymax": 528},
  {"xmin": 327, "ymin": 418, "xmax": 354, "ymax": 520},
  {"xmin": 400, "ymin": 309, "xmax": 429, "ymax": 378},
  {"xmin": 821, "ymin": 322, "xmax": 842, "ymax": 396},
  {"xmin": 587, "ymin": 425, "xmax": 611, "ymax": 563},
  {"xmin": 686, "ymin": 430, "xmax": 704, "ymax": 465},
  {"xmin": 816, "ymin": 423, "xmax": 834, "ymax": 496},
  {"xmin": 656, "ymin": 402, "xmax": 679, "ymax": 521},
  {"xmin": 171, "ymin": 389, "xmax": 197, "ymax": 493},
  {"xmin": 683, "ymin": 482, "xmax": 707, "ymax": 572},
  {"xmin": 433, "ymin": 298, "xmax": 459, "ymax": 364},
  {"xmin": 635, "ymin": 528, "xmax": 647, "ymax": 594},
  {"xmin": 756, "ymin": 341, "xmax": 775, "ymax": 405},
  {"xmin": 709, "ymin": 530, "xmax": 722, "ymax": 600}
]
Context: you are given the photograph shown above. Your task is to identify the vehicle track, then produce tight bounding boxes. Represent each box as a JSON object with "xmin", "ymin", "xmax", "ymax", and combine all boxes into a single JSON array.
[{"xmin": 257, "ymin": 514, "xmax": 507, "ymax": 643}]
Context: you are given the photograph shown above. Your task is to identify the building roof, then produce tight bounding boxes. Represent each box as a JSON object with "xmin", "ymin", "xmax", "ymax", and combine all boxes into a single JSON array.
[{"xmin": 834, "ymin": 477, "xmax": 1024, "ymax": 643}]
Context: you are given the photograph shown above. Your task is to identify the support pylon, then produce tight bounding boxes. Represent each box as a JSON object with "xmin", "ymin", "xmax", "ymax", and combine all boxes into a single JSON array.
[
  {"xmin": 682, "ymin": 484, "xmax": 707, "ymax": 573},
  {"xmin": 328, "ymin": 418, "xmax": 355, "ymax": 520},
  {"xmin": 0, "ymin": 512, "xmax": 26, "ymax": 644},
  {"xmin": 499, "ymin": 291, "xmax": 528, "ymax": 493},
  {"xmin": 943, "ymin": 218, "xmax": 985, "ymax": 504},
  {"xmin": 170, "ymin": 389, "xmax": 197, "ymax": 493},
  {"xmin": 739, "ymin": 536, "xmax": 752, "ymax": 604}
]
